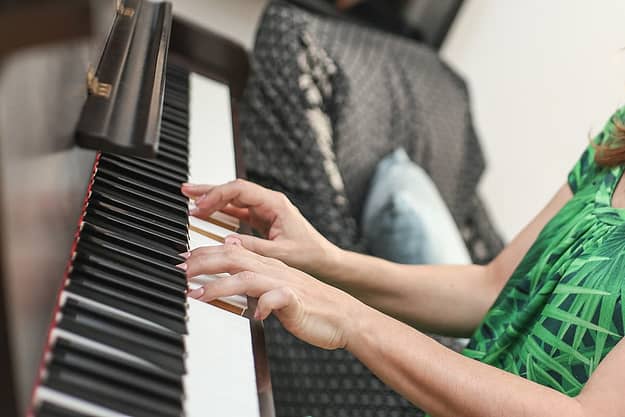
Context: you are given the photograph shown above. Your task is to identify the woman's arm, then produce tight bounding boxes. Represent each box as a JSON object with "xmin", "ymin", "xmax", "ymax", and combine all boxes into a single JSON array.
[
  {"xmin": 322, "ymin": 183, "xmax": 573, "ymax": 336},
  {"xmin": 182, "ymin": 240, "xmax": 624, "ymax": 417},
  {"xmin": 347, "ymin": 303, "xmax": 624, "ymax": 417},
  {"xmin": 182, "ymin": 181, "xmax": 572, "ymax": 336}
]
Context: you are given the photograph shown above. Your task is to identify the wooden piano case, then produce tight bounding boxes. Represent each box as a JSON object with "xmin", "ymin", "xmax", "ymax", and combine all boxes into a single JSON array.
[{"xmin": 0, "ymin": 1, "xmax": 272, "ymax": 416}]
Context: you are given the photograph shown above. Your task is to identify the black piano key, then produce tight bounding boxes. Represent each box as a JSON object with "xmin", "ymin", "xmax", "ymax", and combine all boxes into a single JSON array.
[
  {"xmin": 136, "ymin": 154, "xmax": 188, "ymax": 178},
  {"xmin": 81, "ymin": 220, "xmax": 184, "ymax": 266},
  {"xmin": 56, "ymin": 337, "xmax": 182, "ymax": 386},
  {"xmin": 77, "ymin": 236, "xmax": 187, "ymax": 288},
  {"xmin": 162, "ymin": 95, "xmax": 188, "ymax": 113},
  {"xmin": 44, "ymin": 366, "xmax": 180, "ymax": 417},
  {"xmin": 104, "ymin": 154, "xmax": 187, "ymax": 183},
  {"xmin": 90, "ymin": 186, "xmax": 189, "ymax": 232},
  {"xmin": 161, "ymin": 119, "xmax": 188, "ymax": 137},
  {"xmin": 84, "ymin": 208, "xmax": 187, "ymax": 254},
  {"xmin": 161, "ymin": 111, "xmax": 189, "ymax": 130},
  {"xmin": 60, "ymin": 299, "xmax": 185, "ymax": 358},
  {"xmin": 56, "ymin": 320, "xmax": 186, "ymax": 376},
  {"xmin": 96, "ymin": 166, "xmax": 188, "ymax": 206},
  {"xmin": 160, "ymin": 126, "xmax": 189, "ymax": 145},
  {"xmin": 87, "ymin": 198, "xmax": 188, "ymax": 244},
  {"xmin": 36, "ymin": 402, "xmax": 94, "ymax": 417},
  {"xmin": 155, "ymin": 151, "xmax": 188, "ymax": 171},
  {"xmin": 159, "ymin": 135, "xmax": 189, "ymax": 153},
  {"xmin": 99, "ymin": 155, "xmax": 185, "ymax": 194},
  {"xmin": 51, "ymin": 340, "xmax": 184, "ymax": 403},
  {"xmin": 65, "ymin": 280, "xmax": 187, "ymax": 334},
  {"xmin": 158, "ymin": 141, "xmax": 189, "ymax": 160},
  {"xmin": 71, "ymin": 260, "xmax": 186, "ymax": 307},
  {"xmin": 93, "ymin": 176, "xmax": 188, "ymax": 219},
  {"xmin": 164, "ymin": 88, "xmax": 189, "ymax": 104},
  {"xmin": 162, "ymin": 104, "xmax": 189, "ymax": 123}
]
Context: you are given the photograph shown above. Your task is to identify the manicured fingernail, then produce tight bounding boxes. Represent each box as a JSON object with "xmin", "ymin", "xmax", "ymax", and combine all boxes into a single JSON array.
[
  {"xmin": 176, "ymin": 263, "xmax": 187, "ymax": 271},
  {"xmin": 179, "ymin": 252, "xmax": 190, "ymax": 259},
  {"xmin": 189, "ymin": 208, "xmax": 199, "ymax": 215},
  {"xmin": 188, "ymin": 287, "xmax": 204, "ymax": 299}
]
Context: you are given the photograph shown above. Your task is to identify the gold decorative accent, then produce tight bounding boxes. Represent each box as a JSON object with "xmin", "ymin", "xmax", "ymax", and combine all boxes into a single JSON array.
[
  {"xmin": 86, "ymin": 67, "xmax": 112, "ymax": 98},
  {"xmin": 116, "ymin": 0, "xmax": 135, "ymax": 17}
]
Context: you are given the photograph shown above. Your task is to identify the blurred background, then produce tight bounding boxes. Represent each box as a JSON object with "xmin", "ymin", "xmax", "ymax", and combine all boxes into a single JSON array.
[{"xmin": 172, "ymin": 0, "xmax": 625, "ymax": 241}]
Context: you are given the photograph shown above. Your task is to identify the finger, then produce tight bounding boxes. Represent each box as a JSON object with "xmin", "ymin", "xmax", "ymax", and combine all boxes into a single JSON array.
[
  {"xmin": 194, "ymin": 179, "xmax": 280, "ymax": 214},
  {"xmin": 219, "ymin": 204, "xmax": 251, "ymax": 222},
  {"xmin": 184, "ymin": 245, "xmax": 262, "ymax": 277},
  {"xmin": 226, "ymin": 234, "xmax": 277, "ymax": 259},
  {"xmin": 181, "ymin": 183, "xmax": 215, "ymax": 197},
  {"xmin": 255, "ymin": 287, "xmax": 299, "ymax": 320},
  {"xmin": 194, "ymin": 271, "xmax": 279, "ymax": 302}
]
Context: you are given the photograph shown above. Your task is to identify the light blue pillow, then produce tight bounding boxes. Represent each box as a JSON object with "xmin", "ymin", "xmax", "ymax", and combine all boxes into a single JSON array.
[{"xmin": 362, "ymin": 148, "xmax": 471, "ymax": 265}]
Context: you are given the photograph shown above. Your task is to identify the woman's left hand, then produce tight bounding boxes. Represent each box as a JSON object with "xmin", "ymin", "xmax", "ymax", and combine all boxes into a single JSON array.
[{"xmin": 182, "ymin": 238, "xmax": 364, "ymax": 350}]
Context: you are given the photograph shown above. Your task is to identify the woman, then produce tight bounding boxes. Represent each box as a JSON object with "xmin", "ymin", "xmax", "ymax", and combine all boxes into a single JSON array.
[{"xmin": 178, "ymin": 107, "xmax": 625, "ymax": 417}]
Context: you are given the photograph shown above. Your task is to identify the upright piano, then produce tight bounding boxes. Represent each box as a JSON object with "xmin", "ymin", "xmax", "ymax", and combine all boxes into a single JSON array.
[{"xmin": 0, "ymin": 1, "xmax": 274, "ymax": 416}]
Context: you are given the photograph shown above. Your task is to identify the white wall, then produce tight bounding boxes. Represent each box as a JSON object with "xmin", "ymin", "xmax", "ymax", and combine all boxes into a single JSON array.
[
  {"xmin": 171, "ymin": 0, "xmax": 268, "ymax": 50},
  {"xmin": 441, "ymin": 0, "xmax": 625, "ymax": 241}
]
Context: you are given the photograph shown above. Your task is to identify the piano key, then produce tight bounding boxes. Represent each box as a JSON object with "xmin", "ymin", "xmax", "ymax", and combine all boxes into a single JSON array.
[
  {"xmin": 36, "ymin": 388, "xmax": 132, "ymax": 417},
  {"xmin": 60, "ymin": 297, "xmax": 184, "ymax": 351},
  {"xmin": 158, "ymin": 141, "xmax": 189, "ymax": 160},
  {"xmin": 90, "ymin": 186, "xmax": 189, "ymax": 232},
  {"xmin": 140, "ymin": 154, "xmax": 189, "ymax": 178},
  {"xmin": 188, "ymin": 215, "xmax": 234, "ymax": 241},
  {"xmin": 54, "ymin": 337, "xmax": 182, "ymax": 387},
  {"xmin": 99, "ymin": 155, "xmax": 185, "ymax": 194},
  {"xmin": 66, "ymin": 280, "xmax": 187, "ymax": 335},
  {"xmin": 84, "ymin": 208, "xmax": 187, "ymax": 254},
  {"xmin": 57, "ymin": 304, "xmax": 186, "ymax": 373},
  {"xmin": 96, "ymin": 166, "xmax": 188, "ymax": 206},
  {"xmin": 62, "ymin": 290, "xmax": 182, "ymax": 338},
  {"xmin": 162, "ymin": 104, "xmax": 189, "ymax": 123},
  {"xmin": 51, "ymin": 340, "xmax": 184, "ymax": 403},
  {"xmin": 73, "ymin": 251, "xmax": 187, "ymax": 297},
  {"xmin": 188, "ymin": 73, "xmax": 237, "ymax": 185},
  {"xmin": 44, "ymin": 365, "xmax": 180, "ymax": 417},
  {"xmin": 155, "ymin": 151, "xmax": 189, "ymax": 171},
  {"xmin": 80, "ymin": 221, "xmax": 184, "ymax": 264},
  {"xmin": 87, "ymin": 198, "xmax": 189, "ymax": 244},
  {"xmin": 93, "ymin": 176, "xmax": 188, "ymax": 219},
  {"xmin": 103, "ymin": 154, "xmax": 187, "ymax": 183},
  {"xmin": 36, "ymin": 401, "xmax": 94, "ymax": 417},
  {"xmin": 77, "ymin": 237, "xmax": 187, "ymax": 288}
]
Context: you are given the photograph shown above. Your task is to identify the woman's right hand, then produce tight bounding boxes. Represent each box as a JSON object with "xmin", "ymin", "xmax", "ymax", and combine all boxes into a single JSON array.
[{"xmin": 181, "ymin": 179, "xmax": 339, "ymax": 278}]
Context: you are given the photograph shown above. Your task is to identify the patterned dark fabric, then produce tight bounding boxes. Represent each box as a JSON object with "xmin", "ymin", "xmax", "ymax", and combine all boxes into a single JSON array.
[{"xmin": 238, "ymin": 2, "xmax": 504, "ymax": 416}]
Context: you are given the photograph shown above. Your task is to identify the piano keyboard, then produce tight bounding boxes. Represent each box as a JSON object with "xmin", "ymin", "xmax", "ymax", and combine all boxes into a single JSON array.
[{"xmin": 31, "ymin": 65, "xmax": 260, "ymax": 417}]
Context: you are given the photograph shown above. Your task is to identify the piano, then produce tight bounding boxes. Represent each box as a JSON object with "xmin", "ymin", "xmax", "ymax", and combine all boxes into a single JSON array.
[{"xmin": 0, "ymin": 1, "xmax": 274, "ymax": 416}]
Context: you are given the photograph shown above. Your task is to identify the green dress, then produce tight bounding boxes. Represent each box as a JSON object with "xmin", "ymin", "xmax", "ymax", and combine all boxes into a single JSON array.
[{"xmin": 463, "ymin": 107, "xmax": 625, "ymax": 396}]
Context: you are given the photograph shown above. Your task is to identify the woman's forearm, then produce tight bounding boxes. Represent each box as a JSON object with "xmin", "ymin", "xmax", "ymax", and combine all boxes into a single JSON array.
[
  {"xmin": 320, "ymin": 248, "xmax": 502, "ymax": 337},
  {"xmin": 346, "ymin": 305, "xmax": 585, "ymax": 417}
]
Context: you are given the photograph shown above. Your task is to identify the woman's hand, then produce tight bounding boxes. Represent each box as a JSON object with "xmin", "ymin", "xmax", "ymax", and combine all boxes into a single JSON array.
[
  {"xmin": 182, "ymin": 239, "xmax": 364, "ymax": 350},
  {"xmin": 182, "ymin": 180, "xmax": 339, "ymax": 278}
]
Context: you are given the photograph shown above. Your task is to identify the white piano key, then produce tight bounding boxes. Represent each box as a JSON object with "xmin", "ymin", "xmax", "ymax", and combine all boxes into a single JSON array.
[
  {"xmin": 189, "ymin": 73, "xmax": 236, "ymax": 185},
  {"xmin": 188, "ymin": 274, "xmax": 247, "ymax": 310},
  {"xmin": 189, "ymin": 200, "xmax": 240, "ymax": 231},
  {"xmin": 188, "ymin": 229, "xmax": 222, "ymax": 249},
  {"xmin": 189, "ymin": 215, "xmax": 233, "ymax": 240},
  {"xmin": 36, "ymin": 386, "xmax": 131, "ymax": 417},
  {"xmin": 184, "ymin": 299, "xmax": 259, "ymax": 417}
]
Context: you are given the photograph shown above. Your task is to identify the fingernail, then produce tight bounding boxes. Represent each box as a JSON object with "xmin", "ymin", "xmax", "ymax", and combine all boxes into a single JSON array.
[
  {"xmin": 182, "ymin": 182, "xmax": 192, "ymax": 187},
  {"xmin": 178, "ymin": 252, "xmax": 190, "ymax": 259},
  {"xmin": 189, "ymin": 208, "xmax": 199, "ymax": 216},
  {"xmin": 176, "ymin": 263, "xmax": 187, "ymax": 271},
  {"xmin": 188, "ymin": 287, "xmax": 205, "ymax": 299}
]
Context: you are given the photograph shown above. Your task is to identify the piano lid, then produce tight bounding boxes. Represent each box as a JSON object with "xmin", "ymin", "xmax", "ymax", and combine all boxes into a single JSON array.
[{"xmin": 75, "ymin": 0, "xmax": 172, "ymax": 158}]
